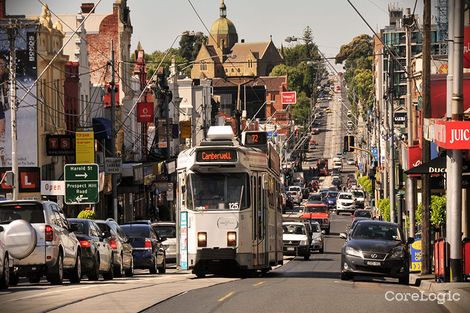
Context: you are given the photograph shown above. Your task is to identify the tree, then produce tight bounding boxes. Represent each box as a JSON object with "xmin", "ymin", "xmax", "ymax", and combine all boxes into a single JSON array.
[
  {"xmin": 178, "ymin": 32, "xmax": 207, "ymax": 62},
  {"xmin": 290, "ymin": 92, "xmax": 311, "ymax": 125},
  {"xmin": 378, "ymin": 198, "xmax": 390, "ymax": 221},
  {"xmin": 77, "ymin": 207, "xmax": 96, "ymax": 219}
]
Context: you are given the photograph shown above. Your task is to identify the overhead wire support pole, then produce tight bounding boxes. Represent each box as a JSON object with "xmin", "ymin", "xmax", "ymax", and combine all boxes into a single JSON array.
[
  {"xmin": 421, "ymin": 0, "xmax": 432, "ymax": 275},
  {"xmin": 110, "ymin": 42, "xmax": 118, "ymax": 222},
  {"xmin": 388, "ymin": 49, "xmax": 396, "ymax": 224},
  {"xmin": 8, "ymin": 24, "xmax": 18, "ymax": 200},
  {"xmin": 448, "ymin": 0, "xmax": 464, "ymax": 282},
  {"xmin": 404, "ymin": 11, "xmax": 417, "ymax": 238}
]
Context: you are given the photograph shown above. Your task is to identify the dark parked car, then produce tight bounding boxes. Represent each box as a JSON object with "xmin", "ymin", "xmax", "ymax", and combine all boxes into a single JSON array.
[
  {"xmin": 95, "ymin": 219, "xmax": 134, "ymax": 277},
  {"xmin": 324, "ymin": 191, "xmax": 338, "ymax": 209},
  {"xmin": 340, "ymin": 220, "xmax": 413, "ymax": 284},
  {"xmin": 68, "ymin": 218, "xmax": 114, "ymax": 281},
  {"xmin": 352, "ymin": 209, "xmax": 372, "ymax": 222},
  {"xmin": 120, "ymin": 224, "xmax": 166, "ymax": 274}
]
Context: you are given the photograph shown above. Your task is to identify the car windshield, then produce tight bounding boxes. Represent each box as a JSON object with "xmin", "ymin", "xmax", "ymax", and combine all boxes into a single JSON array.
[
  {"xmin": 284, "ymin": 206, "xmax": 303, "ymax": 214},
  {"xmin": 283, "ymin": 224, "xmax": 306, "ymax": 235},
  {"xmin": 305, "ymin": 206, "xmax": 328, "ymax": 213},
  {"xmin": 0, "ymin": 203, "xmax": 45, "ymax": 224},
  {"xmin": 327, "ymin": 192, "xmax": 338, "ymax": 198},
  {"xmin": 351, "ymin": 223, "xmax": 401, "ymax": 241},
  {"xmin": 353, "ymin": 191, "xmax": 364, "ymax": 198},
  {"xmin": 154, "ymin": 225, "xmax": 176, "ymax": 238},
  {"xmin": 121, "ymin": 225, "xmax": 151, "ymax": 238},
  {"xmin": 355, "ymin": 210, "xmax": 371, "ymax": 218},
  {"xmin": 339, "ymin": 194, "xmax": 353, "ymax": 200},
  {"xmin": 189, "ymin": 173, "xmax": 249, "ymax": 210},
  {"xmin": 310, "ymin": 223, "xmax": 321, "ymax": 232},
  {"xmin": 308, "ymin": 194, "xmax": 322, "ymax": 201},
  {"xmin": 69, "ymin": 221, "xmax": 88, "ymax": 235}
]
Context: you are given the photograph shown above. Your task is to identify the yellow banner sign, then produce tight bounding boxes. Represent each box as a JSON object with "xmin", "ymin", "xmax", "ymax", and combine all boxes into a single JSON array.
[{"xmin": 75, "ymin": 132, "xmax": 95, "ymax": 164}]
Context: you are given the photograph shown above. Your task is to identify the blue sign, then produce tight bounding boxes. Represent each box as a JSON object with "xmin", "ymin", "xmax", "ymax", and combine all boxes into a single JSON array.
[
  {"xmin": 179, "ymin": 212, "xmax": 188, "ymax": 270},
  {"xmin": 371, "ymin": 147, "xmax": 379, "ymax": 161},
  {"xmin": 410, "ymin": 238, "xmax": 422, "ymax": 272}
]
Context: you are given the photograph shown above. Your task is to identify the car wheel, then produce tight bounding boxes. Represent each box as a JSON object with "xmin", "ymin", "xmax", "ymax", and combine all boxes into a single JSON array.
[
  {"xmin": 125, "ymin": 258, "xmax": 134, "ymax": 277},
  {"xmin": 326, "ymin": 228, "xmax": 330, "ymax": 235},
  {"xmin": 399, "ymin": 274, "xmax": 409, "ymax": 285},
  {"xmin": 0, "ymin": 254, "xmax": 10, "ymax": 289},
  {"xmin": 158, "ymin": 257, "xmax": 166, "ymax": 274},
  {"xmin": 47, "ymin": 253, "xmax": 64, "ymax": 285},
  {"xmin": 28, "ymin": 274, "xmax": 41, "ymax": 284},
  {"xmin": 9, "ymin": 271, "xmax": 18, "ymax": 286},
  {"xmin": 114, "ymin": 254, "xmax": 124, "ymax": 278},
  {"xmin": 69, "ymin": 254, "xmax": 81, "ymax": 284},
  {"xmin": 340, "ymin": 272, "xmax": 352, "ymax": 280},
  {"xmin": 103, "ymin": 256, "xmax": 114, "ymax": 280},
  {"xmin": 88, "ymin": 255, "xmax": 100, "ymax": 281},
  {"xmin": 319, "ymin": 246, "xmax": 324, "ymax": 254},
  {"xmin": 149, "ymin": 256, "xmax": 158, "ymax": 274},
  {"xmin": 194, "ymin": 270, "xmax": 206, "ymax": 278},
  {"xmin": 336, "ymin": 211, "xmax": 340, "ymax": 215},
  {"xmin": 303, "ymin": 253, "xmax": 310, "ymax": 261}
]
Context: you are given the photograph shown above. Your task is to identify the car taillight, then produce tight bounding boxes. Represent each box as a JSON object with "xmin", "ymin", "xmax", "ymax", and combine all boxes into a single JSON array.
[
  {"xmin": 80, "ymin": 240, "xmax": 91, "ymax": 248},
  {"xmin": 198, "ymin": 232, "xmax": 207, "ymax": 247},
  {"xmin": 45, "ymin": 225, "xmax": 53, "ymax": 241},
  {"xmin": 144, "ymin": 239, "xmax": 152, "ymax": 249},
  {"xmin": 109, "ymin": 239, "xmax": 118, "ymax": 250},
  {"xmin": 227, "ymin": 232, "xmax": 237, "ymax": 247}
]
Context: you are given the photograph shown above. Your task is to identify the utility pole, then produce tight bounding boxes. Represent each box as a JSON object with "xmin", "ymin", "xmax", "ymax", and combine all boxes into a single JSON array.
[
  {"xmin": 421, "ymin": 0, "xmax": 432, "ymax": 275},
  {"xmin": 388, "ymin": 50, "xmax": 396, "ymax": 224},
  {"xmin": 404, "ymin": 9, "xmax": 417, "ymax": 238},
  {"xmin": 448, "ymin": 0, "xmax": 464, "ymax": 282},
  {"xmin": 8, "ymin": 25, "xmax": 18, "ymax": 200},
  {"xmin": 110, "ymin": 42, "xmax": 118, "ymax": 221}
]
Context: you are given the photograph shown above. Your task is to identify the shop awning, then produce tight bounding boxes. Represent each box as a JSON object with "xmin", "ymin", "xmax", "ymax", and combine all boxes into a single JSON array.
[
  {"xmin": 405, "ymin": 156, "xmax": 470, "ymax": 175},
  {"xmin": 92, "ymin": 118, "xmax": 112, "ymax": 140}
]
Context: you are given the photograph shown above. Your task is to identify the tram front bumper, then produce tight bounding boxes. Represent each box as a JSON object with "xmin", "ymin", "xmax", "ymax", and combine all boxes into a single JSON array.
[{"xmin": 193, "ymin": 248, "xmax": 239, "ymax": 273}]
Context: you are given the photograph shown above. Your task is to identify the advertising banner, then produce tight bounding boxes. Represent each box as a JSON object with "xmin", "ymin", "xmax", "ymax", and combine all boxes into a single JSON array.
[
  {"xmin": 433, "ymin": 120, "xmax": 470, "ymax": 150},
  {"xmin": 0, "ymin": 26, "xmax": 38, "ymax": 167},
  {"xmin": 179, "ymin": 211, "xmax": 188, "ymax": 270},
  {"xmin": 137, "ymin": 102, "xmax": 154, "ymax": 123},
  {"xmin": 281, "ymin": 91, "xmax": 297, "ymax": 105},
  {"xmin": 75, "ymin": 131, "xmax": 95, "ymax": 163},
  {"xmin": 407, "ymin": 145, "xmax": 422, "ymax": 172}
]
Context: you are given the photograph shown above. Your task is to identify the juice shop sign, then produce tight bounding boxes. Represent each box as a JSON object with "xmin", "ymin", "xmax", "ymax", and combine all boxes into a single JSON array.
[{"xmin": 434, "ymin": 121, "xmax": 470, "ymax": 149}]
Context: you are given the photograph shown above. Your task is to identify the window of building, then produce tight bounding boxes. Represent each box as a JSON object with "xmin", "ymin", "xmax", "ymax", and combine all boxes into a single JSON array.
[{"xmin": 200, "ymin": 61, "xmax": 207, "ymax": 71}]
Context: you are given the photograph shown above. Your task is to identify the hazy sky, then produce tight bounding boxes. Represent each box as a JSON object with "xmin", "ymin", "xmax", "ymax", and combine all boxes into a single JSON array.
[{"xmin": 7, "ymin": 0, "xmax": 429, "ymax": 66}]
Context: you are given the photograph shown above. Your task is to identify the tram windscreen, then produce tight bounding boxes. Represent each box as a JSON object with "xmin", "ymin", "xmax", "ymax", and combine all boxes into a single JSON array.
[{"xmin": 189, "ymin": 173, "xmax": 249, "ymax": 210}]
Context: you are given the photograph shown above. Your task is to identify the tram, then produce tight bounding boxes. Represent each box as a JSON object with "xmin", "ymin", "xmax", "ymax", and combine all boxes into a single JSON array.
[{"xmin": 176, "ymin": 126, "xmax": 283, "ymax": 277}]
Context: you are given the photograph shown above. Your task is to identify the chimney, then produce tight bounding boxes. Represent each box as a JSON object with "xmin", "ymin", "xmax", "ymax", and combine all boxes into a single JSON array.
[{"xmin": 81, "ymin": 3, "xmax": 95, "ymax": 14}]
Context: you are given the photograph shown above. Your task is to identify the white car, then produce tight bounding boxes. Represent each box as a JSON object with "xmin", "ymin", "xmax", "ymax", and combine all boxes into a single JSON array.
[
  {"xmin": 347, "ymin": 121, "xmax": 353, "ymax": 128},
  {"xmin": 282, "ymin": 222, "xmax": 311, "ymax": 260},
  {"xmin": 352, "ymin": 189, "xmax": 366, "ymax": 209},
  {"xmin": 336, "ymin": 192, "xmax": 356, "ymax": 215},
  {"xmin": 152, "ymin": 222, "xmax": 176, "ymax": 263},
  {"xmin": 347, "ymin": 110, "xmax": 352, "ymax": 117},
  {"xmin": 347, "ymin": 158, "xmax": 355, "ymax": 165}
]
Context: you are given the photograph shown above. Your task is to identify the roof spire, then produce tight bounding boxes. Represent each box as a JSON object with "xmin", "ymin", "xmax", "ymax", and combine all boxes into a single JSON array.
[{"xmin": 220, "ymin": 0, "xmax": 227, "ymax": 18}]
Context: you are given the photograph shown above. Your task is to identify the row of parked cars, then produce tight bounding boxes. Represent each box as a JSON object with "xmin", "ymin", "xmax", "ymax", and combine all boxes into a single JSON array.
[{"xmin": 0, "ymin": 200, "xmax": 176, "ymax": 289}]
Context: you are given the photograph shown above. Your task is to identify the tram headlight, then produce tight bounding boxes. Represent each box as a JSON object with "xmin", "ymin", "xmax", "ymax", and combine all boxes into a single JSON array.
[
  {"xmin": 227, "ymin": 232, "xmax": 237, "ymax": 247},
  {"xmin": 197, "ymin": 232, "xmax": 207, "ymax": 247}
]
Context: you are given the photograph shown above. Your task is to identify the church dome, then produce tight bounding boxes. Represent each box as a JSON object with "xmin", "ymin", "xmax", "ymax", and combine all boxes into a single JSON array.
[
  {"xmin": 208, "ymin": 0, "xmax": 238, "ymax": 50},
  {"xmin": 210, "ymin": 17, "xmax": 237, "ymax": 37}
]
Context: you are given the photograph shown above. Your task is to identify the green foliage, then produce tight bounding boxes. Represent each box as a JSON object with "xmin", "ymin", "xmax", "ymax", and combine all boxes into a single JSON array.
[
  {"xmin": 290, "ymin": 92, "xmax": 311, "ymax": 125},
  {"xmin": 377, "ymin": 198, "xmax": 390, "ymax": 221},
  {"xmin": 335, "ymin": 34, "xmax": 373, "ymax": 118},
  {"xmin": 415, "ymin": 195, "xmax": 446, "ymax": 228},
  {"xmin": 77, "ymin": 209, "xmax": 96, "ymax": 220},
  {"xmin": 357, "ymin": 176, "xmax": 372, "ymax": 194},
  {"xmin": 178, "ymin": 33, "xmax": 207, "ymax": 62}
]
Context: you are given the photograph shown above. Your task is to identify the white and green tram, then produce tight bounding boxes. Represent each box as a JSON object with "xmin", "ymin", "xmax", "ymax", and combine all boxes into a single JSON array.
[{"xmin": 176, "ymin": 126, "xmax": 283, "ymax": 277}]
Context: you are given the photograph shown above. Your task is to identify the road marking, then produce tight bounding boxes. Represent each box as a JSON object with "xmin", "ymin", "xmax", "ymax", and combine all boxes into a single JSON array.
[
  {"xmin": 218, "ymin": 291, "xmax": 234, "ymax": 302},
  {"xmin": 253, "ymin": 281, "xmax": 265, "ymax": 287}
]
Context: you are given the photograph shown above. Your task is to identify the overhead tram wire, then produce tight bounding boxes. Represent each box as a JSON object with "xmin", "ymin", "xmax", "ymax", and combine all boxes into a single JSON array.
[
  {"xmin": 17, "ymin": 0, "xmax": 103, "ymax": 108},
  {"xmin": 346, "ymin": 0, "xmax": 422, "ymax": 98}
]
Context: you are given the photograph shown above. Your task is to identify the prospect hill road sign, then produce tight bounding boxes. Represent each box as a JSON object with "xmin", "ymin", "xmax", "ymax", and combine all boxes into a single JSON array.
[{"xmin": 64, "ymin": 164, "xmax": 99, "ymax": 205}]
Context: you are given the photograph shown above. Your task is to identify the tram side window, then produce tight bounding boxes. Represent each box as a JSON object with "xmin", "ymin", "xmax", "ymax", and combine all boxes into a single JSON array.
[{"xmin": 189, "ymin": 173, "xmax": 250, "ymax": 210}]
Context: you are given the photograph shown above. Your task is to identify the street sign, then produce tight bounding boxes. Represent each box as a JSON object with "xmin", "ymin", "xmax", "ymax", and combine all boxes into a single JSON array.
[
  {"xmin": 393, "ymin": 111, "xmax": 407, "ymax": 126},
  {"xmin": 281, "ymin": 91, "xmax": 297, "ymax": 105},
  {"xmin": 64, "ymin": 164, "xmax": 99, "ymax": 205},
  {"xmin": 371, "ymin": 146, "xmax": 379, "ymax": 161},
  {"xmin": 105, "ymin": 157, "xmax": 122, "ymax": 174}
]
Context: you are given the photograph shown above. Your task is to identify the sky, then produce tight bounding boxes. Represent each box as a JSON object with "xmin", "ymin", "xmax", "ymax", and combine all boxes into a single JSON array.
[{"xmin": 6, "ymin": 0, "xmax": 430, "ymax": 69}]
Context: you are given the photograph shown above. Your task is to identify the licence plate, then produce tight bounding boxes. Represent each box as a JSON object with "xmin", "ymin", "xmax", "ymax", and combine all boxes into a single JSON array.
[
  {"xmin": 287, "ymin": 247, "xmax": 295, "ymax": 251},
  {"xmin": 366, "ymin": 261, "xmax": 381, "ymax": 266}
]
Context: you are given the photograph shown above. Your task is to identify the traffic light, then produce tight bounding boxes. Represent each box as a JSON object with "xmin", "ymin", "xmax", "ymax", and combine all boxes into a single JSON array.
[{"xmin": 343, "ymin": 135, "xmax": 355, "ymax": 152}]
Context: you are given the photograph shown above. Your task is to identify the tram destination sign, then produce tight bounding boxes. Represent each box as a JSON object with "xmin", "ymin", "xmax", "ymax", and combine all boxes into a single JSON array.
[
  {"xmin": 64, "ymin": 164, "xmax": 99, "ymax": 205},
  {"xmin": 196, "ymin": 149, "xmax": 238, "ymax": 163}
]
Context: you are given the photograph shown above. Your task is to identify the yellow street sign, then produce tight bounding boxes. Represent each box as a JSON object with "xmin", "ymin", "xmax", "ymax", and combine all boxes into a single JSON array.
[{"xmin": 76, "ymin": 131, "xmax": 95, "ymax": 164}]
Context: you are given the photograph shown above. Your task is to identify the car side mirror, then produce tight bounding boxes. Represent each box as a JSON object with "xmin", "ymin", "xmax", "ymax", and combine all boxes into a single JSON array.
[
  {"xmin": 160, "ymin": 236, "xmax": 167, "ymax": 242},
  {"xmin": 406, "ymin": 237, "xmax": 415, "ymax": 245},
  {"xmin": 0, "ymin": 226, "xmax": 3, "ymax": 232},
  {"xmin": 339, "ymin": 232, "xmax": 347, "ymax": 239}
]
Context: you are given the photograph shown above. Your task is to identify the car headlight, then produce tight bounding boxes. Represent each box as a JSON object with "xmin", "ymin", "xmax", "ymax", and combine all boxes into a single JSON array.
[
  {"xmin": 390, "ymin": 246, "xmax": 404, "ymax": 259},
  {"xmin": 300, "ymin": 239, "xmax": 309, "ymax": 245},
  {"xmin": 345, "ymin": 246, "xmax": 363, "ymax": 258},
  {"xmin": 312, "ymin": 238, "xmax": 322, "ymax": 243}
]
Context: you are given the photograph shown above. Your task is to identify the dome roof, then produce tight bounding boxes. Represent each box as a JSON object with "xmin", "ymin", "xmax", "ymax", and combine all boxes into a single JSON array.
[{"xmin": 210, "ymin": 17, "xmax": 237, "ymax": 37}]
